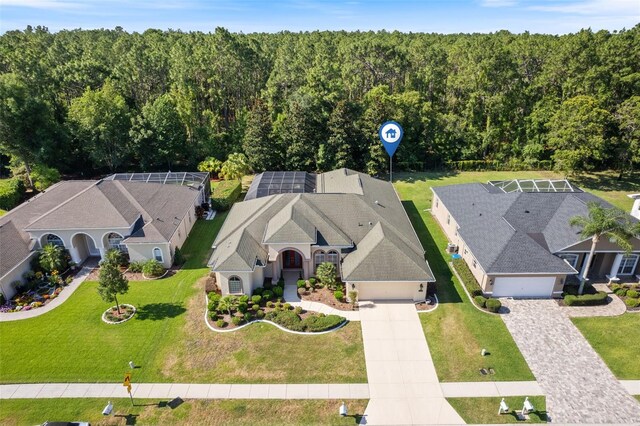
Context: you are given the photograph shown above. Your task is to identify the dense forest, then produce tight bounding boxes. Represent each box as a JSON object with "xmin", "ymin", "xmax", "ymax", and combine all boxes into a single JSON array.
[{"xmin": 1, "ymin": 25, "xmax": 639, "ymax": 185}]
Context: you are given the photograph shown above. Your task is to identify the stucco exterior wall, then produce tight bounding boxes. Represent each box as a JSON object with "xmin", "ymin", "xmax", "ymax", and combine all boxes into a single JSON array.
[
  {"xmin": 561, "ymin": 236, "xmax": 640, "ymax": 253},
  {"xmin": 29, "ymin": 227, "xmax": 131, "ymax": 264},
  {"xmin": 0, "ymin": 252, "xmax": 36, "ymax": 300},
  {"xmin": 217, "ymin": 271, "xmax": 254, "ymax": 295},
  {"xmin": 168, "ymin": 206, "xmax": 197, "ymax": 255},
  {"xmin": 126, "ymin": 243, "xmax": 172, "ymax": 268}
]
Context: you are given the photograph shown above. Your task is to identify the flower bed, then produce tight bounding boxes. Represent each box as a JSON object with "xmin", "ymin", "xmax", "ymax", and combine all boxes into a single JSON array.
[
  {"xmin": 102, "ymin": 304, "xmax": 136, "ymax": 324},
  {"xmin": 451, "ymin": 259, "xmax": 502, "ymax": 313},
  {"xmin": 609, "ymin": 283, "xmax": 640, "ymax": 311},
  {"xmin": 206, "ymin": 284, "xmax": 346, "ymax": 332},
  {"xmin": 1, "ymin": 273, "xmax": 73, "ymax": 313},
  {"xmin": 415, "ymin": 295, "xmax": 438, "ymax": 312},
  {"xmin": 298, "ymin": 286, "xmax": 356, "ymax": 311}
]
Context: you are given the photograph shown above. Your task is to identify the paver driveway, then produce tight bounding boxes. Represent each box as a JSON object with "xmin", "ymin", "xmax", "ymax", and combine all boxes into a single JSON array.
[
  {"xmin": 359, "ymin": 302, "xmax": 464, "ymax": 425},
  {"xmin": 501, "ymin": 299, "xmax": 640, "ymax": 424}
]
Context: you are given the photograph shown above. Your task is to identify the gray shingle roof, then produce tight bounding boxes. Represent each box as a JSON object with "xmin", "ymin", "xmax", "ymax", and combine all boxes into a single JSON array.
[
  {"xmin": 209, "ymin": 169, "xmax": 434, "ymax": 282},
  {"xmin": 432, "ymin": 183, "xmax": 625, "ymax": 274}
]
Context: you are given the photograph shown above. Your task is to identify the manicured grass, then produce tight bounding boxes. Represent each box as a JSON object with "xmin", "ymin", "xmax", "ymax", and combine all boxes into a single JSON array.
[
  {"xmin": 0, "ymin": 208, "xmax": 6, "ymax": 216},
  {"xmin": 0, "ymin": 398, "xmax": 369, "ymax": 426},
  {"xmin": 448, "ymin": 396, "xmax": 547, "ymax": 424},
  {"xmin": 0, "ymin": 211, "xmax": 367, "ymax": 384},
  {"xmin": 395, "ymin": 174, "xmax": 535, "ymax": 382},
  {"xmin": 572, "ymin": 313, "xmax": 640, "ymax": 379}
]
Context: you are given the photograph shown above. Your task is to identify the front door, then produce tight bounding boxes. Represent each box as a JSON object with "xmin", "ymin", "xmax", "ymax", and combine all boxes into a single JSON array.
[{"xmin": 282, "ymin": 250, "xmax": 302, "ymax": 269}]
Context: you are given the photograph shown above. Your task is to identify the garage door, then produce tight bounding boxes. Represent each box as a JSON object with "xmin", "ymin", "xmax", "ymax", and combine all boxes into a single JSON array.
[
  {"xmin": 492, "ymin": 276, "xmax": 556, "ymax": 298},
  {"xmin": 357, "ymin": 282, "xmax": 417, "ymax": 301}
]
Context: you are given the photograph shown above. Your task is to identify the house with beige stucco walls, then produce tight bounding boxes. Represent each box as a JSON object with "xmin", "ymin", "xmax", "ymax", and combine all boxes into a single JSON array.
[{"xmin": 431, "ymin": 179, "xmax": 640, "ymax": 298}]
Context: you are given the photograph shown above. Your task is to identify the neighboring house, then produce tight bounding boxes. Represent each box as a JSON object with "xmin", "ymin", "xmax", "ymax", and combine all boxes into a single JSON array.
[
  {"xmin": 208, "ymin": 168, "xmax": 435, "ymax": 301},
  {"xmin": 432, "ymin": 179, "xmax": 640, "ymax": 298},
  {"xmin": 0, "ymin": 172, "xmax": 209, "ymax": 300}
]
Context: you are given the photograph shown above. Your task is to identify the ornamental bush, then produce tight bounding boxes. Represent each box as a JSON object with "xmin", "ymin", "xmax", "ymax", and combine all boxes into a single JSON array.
[
  {"xmin": 252, "ymin": 304, "xmax": 260, "ymax": 312},
  {"xmin": 256, "ymin": 309, "xmax": 265, "ymax": 319},
  {"xmin": 253, "ymin": 287, "xmax": 264, "ymax": 296},
  {"xmin": 308, "ymin": 277, "xmax": 317, "ymax": 286},
  {"xmin": 273, "ymin": 286, "xmax": 284, "ymax": 297},
  {"xmin": 239, "ymin": 294, "xmax": 249, "ymax": 303},
  {"xmin": 625, "ymin": 298, "xmax": 639, "ymax": 308},
  {"xmin": 210, "ymin": 179, "xmax": 242, "ymax": 211},
  {"xmin": 614, "ymin": 287, "xmax": 628, "ymax": 297},
  {"xmin": 297, "ymin": 279, "xmax": 306, "ymax": 288},
  {"xmin": 626, "ymin": 290, "xmax": 639, "ymax": 299},
  {"xmin": 334, "ymin": 290, "xmax": 344, "ymax": 301},
  {"xmin": 251, "ymin": 295, "xmax": 262, "ymax": 305},
  {"xmin": 263, "ymin": 290, "xmax": 274, "ymax": 301},
  {"xmin": 231, "ymin": 316, "xmax": 242, "ymax": 326},
  {"xmin": 485, "ymin": 298, "xmax": 502, "ymax": 313},
  {"xmin": 237, "ymin": 302, "xmax": 248, "ymax": 313},
  {"xmin": 216, "ymin": 319, "xmax": 226, "ymax": 328},
  {"xmin": 244, "ymin": 312, "xmax": 253, "ymax": 322},
  {"xmin": 474, "ymin": 295, "xmax": 487, "ymax": 308},
  {"xmin": 294, "ymin": 306, "xmax": 303, "ymax": 315},
  {"xmin": 563, "ymin": 291, "xmax": 608, "ymax": 306},
  {"xmin": 142, "ymin": 259, "xmax": 164, "ymax": 277},
  {"xmin": 452, "ymin": 258, "xmax": 483, "ymax": 298},
  {"xmin": 301, "ymin": 314, "xmax": 344, "ymax": 332},
  {"xmin": 128, "ymin": 260, "xmax": 145, "ymax": 273}
]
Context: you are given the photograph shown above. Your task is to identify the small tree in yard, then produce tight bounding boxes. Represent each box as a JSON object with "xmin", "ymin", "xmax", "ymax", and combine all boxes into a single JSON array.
[
  {"xmin": 103, "ymin": 248, "xmax": 126, "ymax": 267},
  {"xmin": 39, "ymin": 243, "xmax": 66, "ymax": 274},
  {"xmin": 197, "ymin": 157, "xmax": 223, "ymax": 178},
  {"xmin": 570, "ymin": 202, "xmax": 637, "ymax": 295},
  {"xmin": 98, "ymin": 260, "xmax": 129, "ymax": 314},
  {"xmin": 217, "ymin": 295, "xmax": 236, "ymax": 318},
  {"xmin": 220, "ymin": 153, "xmax": 251, "ymax": 181},
  {"xmin": 316, "ymin": 262, "xmax": 337, "ymax": 289}
]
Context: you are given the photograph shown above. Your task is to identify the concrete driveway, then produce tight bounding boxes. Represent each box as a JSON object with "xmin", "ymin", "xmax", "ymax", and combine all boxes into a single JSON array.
[
  {"xmin": 359, "ymin": 302, "xmax": 464, "ymax": 425},
  {"xmin": 501, "ymin": 299, "xmax": 640, "ymax": 424}
]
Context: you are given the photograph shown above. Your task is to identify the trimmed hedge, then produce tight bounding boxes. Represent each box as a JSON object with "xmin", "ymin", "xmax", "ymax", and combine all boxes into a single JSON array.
[
  {"xmin": 264, "ymin": 309, "xmax": 344, "ymax": 332},
  {"xmin": 445, "ymin": 159, "xmax": 554, "ymax": 172},
  {"xmin": 564, "ymin": 291, "xmax": 608, "ymax": 306},
  {"xmin": 474, "ymin": 295, "xmax": 487, "ymax": 308},
  {"xmin": 624, "ymin": 298, "xmax": 639, "ymax": 308},
  {"xmin": 452, "ymin": 258, "xmax": 483, "ymax": 297},
  {"xmin": 0, "ymin": 178, "xmax": 24, "ymax": 210},
  {"xmin": 485, "ymin": 298, "xmax": 502, "ymax": 313},
  {"xmin": 626, "ymin": 290, "xmax": 639, "ymax": 299},
  {"xmin": 210, "ymin": 179, "xmax": 242, "ymax": 211}
]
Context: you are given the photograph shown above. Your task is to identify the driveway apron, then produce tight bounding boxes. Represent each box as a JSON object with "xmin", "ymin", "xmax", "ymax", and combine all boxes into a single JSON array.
[
  {"xmin": 501, "ymin": 298, "xmax": 640, "ymax": 424},
  {"xmin": 359, "ymin": 302, "xmax": 464, "ymax": 425}
]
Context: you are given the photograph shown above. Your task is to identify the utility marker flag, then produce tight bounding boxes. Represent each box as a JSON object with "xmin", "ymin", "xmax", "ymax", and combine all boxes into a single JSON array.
[{"xmin": 378, "ymin": 121, "xmax": 403, "ymax": 157}]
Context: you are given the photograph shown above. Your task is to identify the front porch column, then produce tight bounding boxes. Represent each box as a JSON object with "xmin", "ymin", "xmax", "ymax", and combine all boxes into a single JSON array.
[
  {"xmin": 69, "ymin": 246, "xmax": 83, "ymax": 265},
  {"xmin": 610, "ymin": 253, "xmax": 624, "ymax": 278},
  {"xmin": 98, "ymin": 247, "xmax": 107, "ymax": 262},
  {"xmin": 272, "ymin": 261, "xmax": 280, "ymax": 283}
]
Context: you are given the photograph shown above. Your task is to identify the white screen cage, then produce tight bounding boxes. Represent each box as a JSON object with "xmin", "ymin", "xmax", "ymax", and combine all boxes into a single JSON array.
[
  {"xmin": 104, "ymin": 171, "xmax": 211, "ymax": 199},
  {"xmin": 488, "ymin": 179, "xmax": 581, "ymax": 193}
]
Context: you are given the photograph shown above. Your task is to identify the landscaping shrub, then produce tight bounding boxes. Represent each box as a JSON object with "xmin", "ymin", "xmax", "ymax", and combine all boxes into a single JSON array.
[
  {"xmin": 301, "ymin": 314, "xmax": 344, "ymax": 332},
  {"xmin": 283, "ymin": 302, "xmax": 291, "ymax": 310},
  {"xmin": 210, "ymin": 179, "xmax": 242, "ymax": 211},
  {"xmin": 216, "ymin": 319, "xmax": 226, "ymax": 328},
  {"xmin": 251, "ymin": 295, "xmax": 262, "ymax": 305},
  {"xmin": 128, "ymin": 260, "xmax": 145, "ymax": 273},
  {"xmin": 614, "ymin": 287, "xmax": 628, "ymax": 297},
  {"xmin": 334, "ymin": 290, "xmax": 344, "ymax": 301},
  {"xmin": 265, "ymin": 309, "xmax": 302, "ymax": 331},
  {"xmin": 316, "ymin": 262, "xmax": 337, "ymax": 288},
  {"xmin": 239, "ymin": 295, "xmax": 249, "ymax": 303},
  {"xmin": 262, "ymin": 290, "xmax": 274, "ymax": 301},
  {"xmin": 256, "ymin": 309, "xmax": 265, "ymax": 319},
  {"xmin": 474, "ymin": 295, "xmax": 487, "ymax": 308},
  {"xmin": 451, "ymin": 258, "xmax": 483, "ymax": 298},
  {"xmin": 445, "ymin": 159, "xmax": 554, "ymax": 172},
  {"xmin": 625, "ymin": 298, "xmax": 639, "ymax": 308},
  {"xmin": 244, "ymin": 312, "xmax": 253, "ymax": 322},
  {"xmin": 626, "ymin": 290, "xmax": 639, "ymax": 299},
  {"xmin": 253, "ymin": 287, "xmax": 264, "ymax": 296},
  {"xmin": 485, "ymin": 298, "xmax": 502, "ymax": 313},
  {"xmin": 273, "ymin": 286, "xmax": 284, "ymax": 297},
  {"xmin": 266, "ymin": 301, "xmax": 275, "ymax": 308},
  {"xmin": 237, "ymin": 302, "xmax": 248, "ymax": 313},
  {"xmin": 252, "ymin": 304, "xmax": 260, "ymax": 312},
  {"xmin": 610, "ymin": 283, "xmax": 622, "ymax": 292},
  {"xmin": 208, "ymin": 292, "xmax": 221, "ymax": 302},
  {"xmin": 564, "ymin": 291, "xmax": 608, "ymax": 306},
  {"xmin": 277, "ymin": 277, "xmax": 285, "ymax": 287},
  {"xmin": 231, "ymin": 316, "xmax": 242, "ymax": 326},
  {"xmin": 294, "ymin": 306, "xmax": 303, "ymax": 315},
  {"xmin": 173, "ymin": 247, "xmax": 185, "ymax": 266},
  {"xmin": 142, "ymin": 259, "xmax": 164, "ymax": 277},
  {"xmin": 308, "ymin": 277, "xmax": 317, "ymax": 286},
  {"xmin": 0, "ymin": 178, "xmax": 24, "ymax": 210},
  {"xmin": 297, "ymin": 279, "xmax": 306, "ymax": 288}
]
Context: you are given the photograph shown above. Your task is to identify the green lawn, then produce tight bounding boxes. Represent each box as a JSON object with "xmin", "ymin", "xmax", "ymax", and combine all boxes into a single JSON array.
[
  {"xmin": 0, "ymin": 212, "xmax": 366, "ymax": 384},
  {"xmin": 448, "ymin": 396, "xmax": 547, "ymax": 424},
  {"xmin": 572, "ymin": 313, "xmax": 640, "ymax": 380},
  {"xmin": 0, "ymin": 398, "xmax": 369, "ymax": 426},
  {"xmin": 395, "ymin": 172, "xmax": 536, "ymax": 382}
]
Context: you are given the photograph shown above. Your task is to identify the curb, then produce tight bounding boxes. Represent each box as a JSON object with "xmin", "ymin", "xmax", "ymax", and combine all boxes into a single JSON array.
[{"xmin": 102, "ymin": 304, "xmax": 136, "ymax": 324}]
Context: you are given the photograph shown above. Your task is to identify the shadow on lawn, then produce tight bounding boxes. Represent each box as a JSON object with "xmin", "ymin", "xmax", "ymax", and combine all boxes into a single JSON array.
[
  {"xmin": 572, "ymin": 171, "xmax": 640, "ymax": 193},
  {"xmin": 136, "ymin": 303, "xmax": 186, "ymax": 321},
  {"xmin": 402, "ymin": 201, "xmax": 462, "ymax": 304},
  {"xmin": 394, "ymin": 170, "xmax": 459, "ymax": 184}
]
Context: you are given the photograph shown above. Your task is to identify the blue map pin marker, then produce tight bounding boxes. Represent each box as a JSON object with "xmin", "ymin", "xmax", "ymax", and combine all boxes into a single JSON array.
[{"xmin": 379, "ymin": 121, "xmax": 403, "ymax": 157}]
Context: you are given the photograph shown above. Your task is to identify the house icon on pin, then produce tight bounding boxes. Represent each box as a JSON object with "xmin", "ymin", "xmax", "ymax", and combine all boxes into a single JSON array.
[{"xmin": 385, "ymin": 128, "xmax": 397, "ymax": 139}]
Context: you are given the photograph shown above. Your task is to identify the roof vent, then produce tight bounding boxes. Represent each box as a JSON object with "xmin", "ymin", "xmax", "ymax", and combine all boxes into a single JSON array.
[
  {"xmin": 524, "ymin": 210, "xmax": 530, "ymax": 213},
  {"xmin": 375, "ymin": 200, "xmax": 379, "ymax": 205},
  {"xmin": 368, "ymin": 221, "xmax": 373, "ymax": 226}
]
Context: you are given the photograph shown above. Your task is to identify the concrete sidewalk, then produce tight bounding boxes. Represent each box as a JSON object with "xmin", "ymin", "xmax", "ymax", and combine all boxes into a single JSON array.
[
  {"xmin": 0, "ymin": 383, "xmax": 370, "ymax": 400},
  {"xmin": 359, "ymin": 302, "xmax": 464, "ymax": 425},
  {"xmin": 0, "ymin": 264, "xmax": 94, "ymax": 322}
]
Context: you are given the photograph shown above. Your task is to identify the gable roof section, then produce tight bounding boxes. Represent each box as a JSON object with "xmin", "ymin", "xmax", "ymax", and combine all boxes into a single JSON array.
[
  {"xmin": 0, "ymin": 220, "xmax": 35, "ymax": 278},
  {"xmin": 341, "ymin": 222, "xmax": 433, "ymax": 281},
  {"xmin": 264, "ymin": 196, "xmax": 317, "ymax": 244},
  {"xmin": 432, "ymin": 183, "xmax": 619, "ymax": 275}
]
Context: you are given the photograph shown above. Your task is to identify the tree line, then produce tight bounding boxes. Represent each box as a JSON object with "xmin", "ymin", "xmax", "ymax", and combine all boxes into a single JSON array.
[{"xmin": 1, "ymin": 25, "xmax": 639, "ymax": 185}]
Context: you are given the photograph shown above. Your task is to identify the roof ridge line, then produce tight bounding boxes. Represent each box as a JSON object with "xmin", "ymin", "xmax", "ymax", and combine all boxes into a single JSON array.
[{"xmin": 216, "ymin": 195, "xmax": 284, "ymax": 247}]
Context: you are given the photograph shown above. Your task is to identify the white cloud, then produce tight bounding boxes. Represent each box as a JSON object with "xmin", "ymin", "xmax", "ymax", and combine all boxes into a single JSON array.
[
  {"xmin": 0, "ymin": 0, "xmax": 82, "ymax": 9},
  {"xmin": 528, "ymin": 0, "xmax": 639, "ymax": 16},
  {"xmin": 480, "ymin": 0, "xmax": 518, "ymax": 7}
]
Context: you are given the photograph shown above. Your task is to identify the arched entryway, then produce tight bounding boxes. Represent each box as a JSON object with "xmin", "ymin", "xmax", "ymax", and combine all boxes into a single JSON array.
[
  {"xmin": 70, "ymin": 232, "xmax": 100, "ymax": 265},
  {"xmin": 282, "ymin": 249, "xmax": 303, "ymax": 270},
  {"xmin": 41, "ymin": 233, "xmax": 65, "ymax": 248}
]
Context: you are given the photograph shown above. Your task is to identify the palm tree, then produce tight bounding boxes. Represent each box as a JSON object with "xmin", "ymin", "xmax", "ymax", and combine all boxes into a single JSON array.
[
  {"xmin": 39, "ymin": 244, "xmax": 66, "ymax": 274},
  {"xmin": 217, "ymin": 295, "xmax": 236, "ymax": 318},
  {"xmin": 570, "ymin": 202, "xmax": 636, "ymax": 294}
]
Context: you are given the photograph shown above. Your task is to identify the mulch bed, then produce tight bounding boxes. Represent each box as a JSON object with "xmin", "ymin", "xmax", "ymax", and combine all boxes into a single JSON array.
[
  {"xmin": 86, "ymin": 266, "xmax": 178, "ymax": 281},
  {"xmin": 415, "ymin": 295, "xmax": 438, "ymax": 311},
  {"xmin": 298, "ymin": 287, "xmax": 357, "ymax": 311},
  {"xmin": 208, "ymin": 306, "xmax": 319, "ymax": 330}
]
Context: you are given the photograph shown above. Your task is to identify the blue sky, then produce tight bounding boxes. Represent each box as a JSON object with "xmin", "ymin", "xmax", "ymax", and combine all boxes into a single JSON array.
[{"xmin": 0, "ymin": 0, "xmax": 638, "ymax": 34}]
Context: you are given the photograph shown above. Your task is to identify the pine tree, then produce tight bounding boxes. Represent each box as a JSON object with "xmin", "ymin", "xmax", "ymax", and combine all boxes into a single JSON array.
[{"xmin": 242, "ymin": 100, "xmax": 283, "ymax": 171}]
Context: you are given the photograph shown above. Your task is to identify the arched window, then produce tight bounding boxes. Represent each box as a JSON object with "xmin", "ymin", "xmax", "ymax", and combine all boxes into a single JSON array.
[
  {"xmin": 228, "ymin": 276, "xmax": 243, "ymax": 294},
  {"xmin": 327, "ymin": 250, "xmax": 340, "ymax": 270},
  {"xmin": 153, "ymin": 247, "xmax": 164, "ymax": 263},
  {"xmin": 314, "ymin": 250, "xmax": 325, "ymax": 272},
  {"xmin": 107, "ymin": 233, "xmax": 127, "ymax": 253},
  {"xmin": 45, "ymin": 234, "xmax": 64, "ymax": 247}
]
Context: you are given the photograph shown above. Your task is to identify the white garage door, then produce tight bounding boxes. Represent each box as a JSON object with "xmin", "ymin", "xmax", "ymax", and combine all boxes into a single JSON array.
[
  {"xmin": 492, "ymin": 276, "xmax": 556, "ymax": 298},
  {"xmin": 357, "ymin": 282, "xmax": 417, "ymax": 301}
]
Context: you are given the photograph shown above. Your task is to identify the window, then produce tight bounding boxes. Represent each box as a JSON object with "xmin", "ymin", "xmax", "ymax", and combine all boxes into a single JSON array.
[
  {"xmin": 45, "ymin": 234, "xmax": 64, "ymax": 247},
  {"xmin": 617, "ymin": 254, "xmax": 639, "ymax": 275},
  {"xmin": 106, "ymin": 232, "xmax": 128, "ymax": 254},
  {"xmin": 447, "ymin": 214, "xmax": 450, "ymax": 225},
  {"xmin": 228, "ymin": 276, "xmax": 243, "ymax": 294},
  {"xmin": 463, "ymin": 247, "xmax": 468, "ymax": 255},
  {"xmin": 327, "ymin": 250, "xmax": 340, "ymax": 269},
  {"xmin": 153, "ymin": 247, "xmax": 164, "ymax": 263},
  {"xmin": 472, "ymin": 259, "xmax": 477, "ymax": 269},
  {"xmin": 314, "ymin": 250, "xmax": 325, "ymax": 272},
  {"xmin": 558, "ymin": 253, "xmax": 579, "ymax": 268}
]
